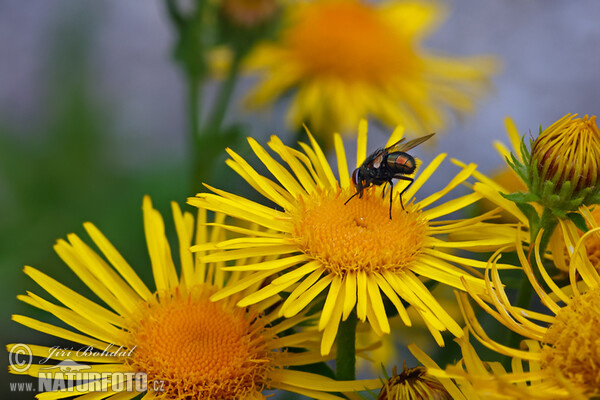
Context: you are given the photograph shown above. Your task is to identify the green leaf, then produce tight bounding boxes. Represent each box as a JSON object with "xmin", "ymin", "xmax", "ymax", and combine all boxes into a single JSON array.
[
  {"xmin": 515, "ymin": 202, "xmax": 539, "ymax": 227},
  {"xmin": 567, "ymin": 212, "xmax": 589, "ymax": 232}
]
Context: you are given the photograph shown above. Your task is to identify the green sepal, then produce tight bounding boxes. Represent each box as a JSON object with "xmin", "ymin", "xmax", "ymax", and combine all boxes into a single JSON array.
[
  {"xmin": 567, "ymin": 212, "xmax": 589, "ymax": 233},
  {"xmin": 501, "ymin": 191, "xmax": 538, "ymax": 204}
]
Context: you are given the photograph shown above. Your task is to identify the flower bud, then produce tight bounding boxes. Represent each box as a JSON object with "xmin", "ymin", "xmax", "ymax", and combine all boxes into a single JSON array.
[
  {"xmin": 220, "ymin": 0, "xmax": 278, "ymax": 29},
  {"xmin": 528, "ymin": 114, "xmax": 600, "ymax": 213}
]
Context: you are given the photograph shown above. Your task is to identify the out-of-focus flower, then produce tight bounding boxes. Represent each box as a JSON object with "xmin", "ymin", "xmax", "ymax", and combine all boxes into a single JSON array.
[
  {"xmin": 456, "ymin": 216, "xmax": 600, "ymax": 399},
  {"xmin": 221, "ymin": 0, "xmax": 278, "ymax": 29},
  {"xmin": 7, "ymin": 197, "xmax": 380, "ymax": 399},
  {"xmin": 244, "ymin": 0, "xmax": 498, "ymax": 138},
  {"xmin": 377, "ymin": 362, "xmax": 452, "ymax": 400},
  {"xmin": 188, "ymin": 120, "xmax": 516, "ymax": 355}
]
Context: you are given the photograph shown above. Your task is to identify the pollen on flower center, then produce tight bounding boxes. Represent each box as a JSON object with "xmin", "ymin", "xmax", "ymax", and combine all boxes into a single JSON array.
[
  {"xmin": 127, "ymin": 286, "xmax": 271, "ymax": 398},
  {"xmin": 285, "ymin": 1, "xmax": 419, "ymax": 82},
  {"xmin": 541, "ymin": 288, "xmax": 600, "ymax": 393},
  {"xmin": 292, "ymin": 188, "xmax": 428, "ymax": 275}
]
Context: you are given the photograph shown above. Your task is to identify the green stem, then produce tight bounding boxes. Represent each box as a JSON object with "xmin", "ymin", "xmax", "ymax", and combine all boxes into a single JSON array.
[
  {"xmin": 336, "ymin": 310, "xmax": 357, "ymax": 381},
  {"xmin": 187, "ymin": 73, "xmax": 205, "ymax": 192},
  {"xmin": 505, "ymin": 207, "xmax": 557, "ymax": 364},
  {"xmin": 205, "ymin": 52, "xmax": 243, "ymax": 135}
]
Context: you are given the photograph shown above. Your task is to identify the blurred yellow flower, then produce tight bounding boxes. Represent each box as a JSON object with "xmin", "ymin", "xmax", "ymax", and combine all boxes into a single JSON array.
[
  {"xmin": 7, "ymin": 197, "xmax": 379, "ymax": 399},
  {"xmin": 245, "ymin": 0, "xmax": 498, "ymax": 137},
  {"xmin": 188, "ymin": 120, "xmax": 516, "ymax": 355},
  {"xmin": 456, "ymin": 213, "xmax": 600, "ymax": 399}
]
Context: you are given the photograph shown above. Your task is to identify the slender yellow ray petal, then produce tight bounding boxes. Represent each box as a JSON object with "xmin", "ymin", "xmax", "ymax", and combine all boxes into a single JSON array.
[
  {"xmin": 226, "ymin": 147, "xmax": 294, "ymax": 208},
  {"xmin": 409, "ymin": 344, "xmax": 467, "ymax": 400},
  {"xmin": 210, "ymin": 267, "xmax": 289, "ymax": 301},
  {"xmin": 334, "ymin": 133, "xmax": 350, "ymax": 189},
  {"xmin": 365, "ymin": 299, "xmax": 383, "ymax": 336},
  {"xmin": 248, "ymin": 137, "xmax": 305, "ymax": 197},
  {"xmin": 366, "ymin": 277, "xmax": 390, "ymax": 333},
  {"xmin": 271, "ymin": 260, "xmax": 320, "ymax": 286},
  {"xmin": 404, "ymin": 272, "xmax": 462, "ymax": 337},
  {"xmin": 372, "ymin": 273, "xmax": 411, "ymax": 326},
  {"xmin": 67, "ymin": 234, "xmax": 140, "ymax": 313},
  {"xmin": 201, "ymin": 222, "xmax": 281, "ymax": 238},
  {"xmin": 297, "ymin": 142, "xmax": 333, "ymax": 190},
  {"xmin": 12, "ymin": 315, "xmax": 110, "ymax": 350},
  {"xmin": 319, "ymin": 276, "xmax": 342, "ymax": 330},
  {"xmin": 356, "ymin": 271, "xmax": 368, "ymax": 322},
  {"xmin": 189, "ymin": 194, "xmax": 289, "ymax": 232},
  {"xmin": 428, "ymin": 236, "xmax": 515, "ymax": 251},
  {"xmin": 272, "ymin": 382, "xmax": 343, "ymax": 400},
  {"xmin": 142, "ymin": 196, "xmax": 176, "ymax": 292},
  {"xmin": 472, "ymin": 181, "xmax": 528, "ymax": 225},
  {"xmin": 281, "ymin": 268, "xmax": 325, "ymax": 317},
  {"xmin": 356, "ymin": 119, "xmax": 368, "ymax": 167},
  {"xmin": 21, "ymin": 292, "xmax": 127, "ymax": 345},
  {"xmin": 83, "ymin": 223, "xmax": 152, "ymax": 301},
  {"xmin": 305, "ymin": 127, "xmax": 338, "ymax": 188},
  {"xmin": 205, "ymin": 183, "xmax": 293, "ymax": 222},
  {"xmin": 515, "ymin": 231, "xmax": 560, "ymax": 314},
  {"xmin": 422, "ymin": 249, "xmax": 518, "ymax": 271},
  {"xmin": 223, "ymin": 254, "xmax": 308, "ymax": 271},
  {"xmin": 272, "ymin": 331, "xmax": 319, "ymax": 348},
  {"xmin": 417, "ymin": 163, "xmax": 477, "ymax": 209},
  {"xmin": 504, "ymin": 117, "xmax": 523, "ymax": 161},
  {"xmin": 321, "ymin": 283, "xmax": 345, "ymax": 355},
  {"xmin": 285, "ymin": 145, "xmax": 321, "ymax": 184},
  {"xmin": 23, "ymin": 266, "xmax": 123, "ymax": 326},
  {"xmin": 493, "ymin": 140, "xmax": 512, "ymax": 163},
  {"xmin": 268, "ymin": 135, "xmax": 317, "ymax": 194},
  {"xmin": 273, "ymin": 369, "xmax": 382, "ymax": 392},
  {"xmin": 237, "ymin": 279, "xmax": 295, "ymax": 307},
  {"xmin": 283, "ymin": 274, "xmax": 334, "ymax": 318},
  {"xmin": 422, "ymin": 192, "xmax": 482, "ymax": 220},
  {"xmin": 214, "ymin": 236, "xmax": 291, "ymax": 248},
  {"xmin": 197, "ymin": 245, "xmax": 298, "ymax": 263},
  {"xmin": 342, "ymin": 273, "xmax": 357, "ymax": 321},
  {"xmin": 403, "ymin": 153, "xmax": 447, "ymax": 200},
  {"xmin": 52, "ymin": 241, "xmax": 129, "ymax": 318},
  {"xmin": 171, "ymin": 202, "xmax": 194, "ymax": 291}
]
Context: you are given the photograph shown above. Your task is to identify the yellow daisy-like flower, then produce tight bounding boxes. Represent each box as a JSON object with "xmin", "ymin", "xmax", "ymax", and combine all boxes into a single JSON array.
[
  {"xmin": 188, "ymin": 120, "xmax": 516, "ymax": 355},
  {"xmin": 457, "ymin": 210, "xmax": 600, "ymax": 399},
  {"xmin": 245, "ymin": 0, "xmax": 498, "ymax": 137},
  {"xmin": 8, "ymin": 197, "xmax": 380, "ymax": 400}
]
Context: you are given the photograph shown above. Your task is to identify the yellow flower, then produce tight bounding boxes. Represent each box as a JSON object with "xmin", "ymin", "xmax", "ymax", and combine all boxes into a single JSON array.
[
  {"xmin": 7, "ymin": 197, "xmax": 380, "ymax": 399},
  {"xmin": 457, "ymin": 212, "xmax": 600, "ymax": 398},
  {"xmin": 245, "ymin": 0, "xmax": 498, "ymax": 137},
  {"xmin": 188, "ymin": 120, "xmax": 516, "ymax": 355}
]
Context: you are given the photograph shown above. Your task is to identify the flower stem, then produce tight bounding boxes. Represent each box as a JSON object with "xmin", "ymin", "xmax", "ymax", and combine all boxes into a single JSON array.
[
  {"xmin": 505, "ymin": 207, "xmax": 557, "ymax": 361},
  {"xmin": 187, "ymin": 73, "xmax": 204, "ymax": 192},
  {"xmin": 336, "ymin": 310, "xmax": 357, "ymax": 381},
  {"xmin": 205, "ymin": 52, "xmax": 243, "ymax": 135}
]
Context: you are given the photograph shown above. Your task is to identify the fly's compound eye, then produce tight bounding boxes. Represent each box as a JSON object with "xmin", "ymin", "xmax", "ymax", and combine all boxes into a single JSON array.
[{"xmin": 351, "ymin": 169, "xmax": 360, "ymax": 186}]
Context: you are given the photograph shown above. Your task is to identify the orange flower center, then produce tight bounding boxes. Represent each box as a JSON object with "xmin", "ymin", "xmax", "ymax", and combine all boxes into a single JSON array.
[
  {"xmin": 292, "ymin": 188, "xmax": 428, "ymax": 275},
  {"xmin": 541, "ymin": 288, "xmax": 600, "ymax": 393},
  {"xmin": 285, "ymin": 1, "xmax": 420, "ymax": 82},
  {"xmin": 127, "ymin": 286, "xmax": 271, "ymax": 398}
]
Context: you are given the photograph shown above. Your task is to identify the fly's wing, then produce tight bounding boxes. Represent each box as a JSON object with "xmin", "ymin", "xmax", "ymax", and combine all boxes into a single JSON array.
[{"xmin": 385, "ymin": 133, "xmax": 435, "ymax": 153}]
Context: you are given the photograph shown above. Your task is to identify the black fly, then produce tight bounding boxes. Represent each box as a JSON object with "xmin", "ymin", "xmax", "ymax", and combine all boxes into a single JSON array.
[{"xmin": 344, "ymin": 133, "xmax": 435, "ymax": 219}]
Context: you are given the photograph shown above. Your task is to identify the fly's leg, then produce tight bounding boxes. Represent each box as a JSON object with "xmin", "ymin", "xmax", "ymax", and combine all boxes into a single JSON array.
[{"xmin": 395, "ymin": 176, "xmax": 414, "ymax": 214}]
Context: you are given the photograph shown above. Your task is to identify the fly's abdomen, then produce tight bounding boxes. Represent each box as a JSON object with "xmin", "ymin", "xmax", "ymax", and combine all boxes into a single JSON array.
[{"xmin": 386, "ymin": 152, "xmax": 415, "ymax": 173}]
